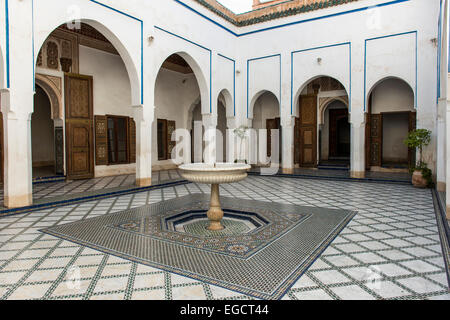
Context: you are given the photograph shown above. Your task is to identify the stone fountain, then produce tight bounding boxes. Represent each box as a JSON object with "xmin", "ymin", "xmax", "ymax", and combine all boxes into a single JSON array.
[{"xmin": 178, "ymin": 163, "xmax": 251, "ymax": 231}]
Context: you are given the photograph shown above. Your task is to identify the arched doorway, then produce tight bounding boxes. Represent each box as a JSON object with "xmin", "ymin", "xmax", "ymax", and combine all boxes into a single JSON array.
[
  {"xmin": 319, "ymin": 99, "xmax": 350, "ymax": 167},
  {"xmin": 294, "ymin": 76, "xmax": 349, "ymax": 168},
  {"xmin": 32, "ymin": 85, "xmax": 56, "ymax": 178},
  {"xmin": 366, "ymin": 78, "xmax": 416, "ymax": 170},
  {"xmin": 35, "ymin": 21, "xmax": 139, "ymax": 181},
  {"xmin": 217, "ymin": 93, "xmax": 228, "ymax": 162},
  {"xmin": 251, "ymin": 91, "xmax": 281, "ymax": 165},
  {"xmin": 154, "ymin": 53, "xmax": 206, "ymax": 168}
]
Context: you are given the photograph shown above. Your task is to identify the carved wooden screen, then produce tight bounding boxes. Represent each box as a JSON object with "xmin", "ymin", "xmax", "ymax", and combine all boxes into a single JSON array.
[
  {"xmin": 408, "ymin": 112, "xmax": 417, "ymax": 167},
  {"xmin": 128, "ymin": 118, "xmax": 136, "ymax": 164},
  {"xmin": 167, "ymin": 120, "xmax": 176, "ymax": 160},
  {"xmin": 95, "ymin": 115, "xmax": 108, "ymax": 165},
  {"xmin": 65, "ymin": 74, "xmax": 94, "ymax": 180},
  {"xmin": 298, "ymin": 95, "xmax": 317, "ymax": 167},
  {"xmin": 369, "ymin": 114, "xmax": 383, "ymax": 167}
]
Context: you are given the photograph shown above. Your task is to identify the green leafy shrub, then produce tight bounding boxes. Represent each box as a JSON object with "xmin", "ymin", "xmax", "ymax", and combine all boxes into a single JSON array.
[{"xmin": 403, "ymin": 129, "xmax": 433, "ymax": 187}]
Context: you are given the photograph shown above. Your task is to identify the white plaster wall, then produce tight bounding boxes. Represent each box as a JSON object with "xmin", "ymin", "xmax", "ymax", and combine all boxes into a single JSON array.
[
  {"xmin": 80, "ymin": 46, "xmax": 132, "ymax": 117},
  {"xmin": 252, "ymin": 92, "xmax": 280, "ymax": 130},
  {"xmin": 371, "ymin": 78, "xmax": 415, "ymax": 114},
  {"xmin": 321, "ymin": 100, "xmax": 348, "ymax": 161},
  {"xmin": 31, "ymin": 86, "xmax": 54, "ymax": 165},
  {"xmin": 153, "ymin": 68, "xmax": 200, "ymax": 167},
  {"xmin": 3, "ymin": 0, "xmax": 442, "ymax": 187},
  {"xmin": 382, "ymin": 113, "xmax": 409, "ymax": 163}
]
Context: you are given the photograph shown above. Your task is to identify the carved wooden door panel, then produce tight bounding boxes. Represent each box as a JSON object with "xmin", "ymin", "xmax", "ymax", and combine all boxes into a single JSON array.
[
  {"xmin": 65, "ymin": 74, "xmax": 94, "ymax": 180},
  {"xmin": 299, "ymin": 95, "xmax": 317, "ymax": 167},
  {"xmin": 408, "ymin": 112, "xmax": 417, "ymax": 167},
  {"xmin": 369, "ymin": 114, "xmax": 383, "ymax": 167}
]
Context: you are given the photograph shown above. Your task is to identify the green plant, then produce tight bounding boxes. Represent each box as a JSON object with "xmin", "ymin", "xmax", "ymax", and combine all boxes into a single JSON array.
[{"xmin": 403, "ymin": 129, "xmax": 433, "ymax": 187}]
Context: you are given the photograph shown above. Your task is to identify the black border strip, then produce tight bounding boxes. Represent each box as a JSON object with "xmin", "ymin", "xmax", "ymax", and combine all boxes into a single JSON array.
[{"xmin": 431, "ymin": 189, "xmax": 450, "ymax": 289}]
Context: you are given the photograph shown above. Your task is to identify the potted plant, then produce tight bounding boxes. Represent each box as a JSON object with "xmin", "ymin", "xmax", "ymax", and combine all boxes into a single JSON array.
[
  {"xmin": 403, "ymin": 129, "xmax": 432, "ymax": 188},
  {"xmin": 233, "ymin": 125, "xmax": 249, "ymax": 164}
]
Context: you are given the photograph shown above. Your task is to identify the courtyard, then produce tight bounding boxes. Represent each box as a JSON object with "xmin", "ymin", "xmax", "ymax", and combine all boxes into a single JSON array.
[{"xmin": 0, "ymin": 172, "xmax": 448, "ymax": 300}]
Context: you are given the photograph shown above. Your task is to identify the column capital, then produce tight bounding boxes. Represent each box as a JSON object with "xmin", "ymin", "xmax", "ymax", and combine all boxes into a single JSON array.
[
  {"xmin": 202, "ymin": 113, "xmax": 218, "ymax": 128},
  {"xmin": 281, "ymin": 115, "xmax": 296, "ymax": 128}
]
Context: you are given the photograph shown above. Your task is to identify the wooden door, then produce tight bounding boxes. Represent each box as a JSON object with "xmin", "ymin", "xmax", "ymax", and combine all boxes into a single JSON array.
[
  {"xmin": 298, "ymin": 95, "xmax": 317, "ymax": 167},
  {"xmin": 266, "ymin": 119, "xmax": 277, "ymax": 158},
  {"xmin": 369, "ymin": 114, "xmax": 383, "ymax": 167},
  {"xmin": 65, "ymin": 74, "xmax": 94, "ymax": 180},
  {"xmin": 329, "ymin": 109, "xmax": 348, "ymax": 157}
]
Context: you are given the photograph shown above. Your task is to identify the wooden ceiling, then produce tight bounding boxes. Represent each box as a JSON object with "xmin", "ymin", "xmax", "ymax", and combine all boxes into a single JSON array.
[{"xmin": 162, "ymin": 54, "xmax": 194, "ymax": 74}]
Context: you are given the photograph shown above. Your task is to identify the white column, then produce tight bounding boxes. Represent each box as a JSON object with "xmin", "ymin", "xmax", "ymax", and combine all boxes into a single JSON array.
[
  {"xmin": 281, "ymin": 116, "xmax": 295, "ymax": 174},
  {"xmin": 203, "ymin": 114, "xmax": 217, "ymax": 164},
  {"xmin": 2, "ymin": 90, "xmax": 33, "ymax": 208},
  {"xmin": 226, "ymin": 117, "xmax": 237, "ymax": 163},
  {"xmin": 134, "ymin": 105, "xmax": 153, "ymax": 187},
  {"xmin": 350, "ymin": 111, "xmax": 366, "ymax": 178},
  {"xmin": 446, "ymin": 99, "xmax": 450, "ymax": 219}
]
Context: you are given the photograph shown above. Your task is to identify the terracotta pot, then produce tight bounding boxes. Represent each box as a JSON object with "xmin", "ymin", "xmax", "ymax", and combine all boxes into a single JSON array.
[{"xmin": 412, "ymin": 170, "xmax": 427, "ymax": 188}]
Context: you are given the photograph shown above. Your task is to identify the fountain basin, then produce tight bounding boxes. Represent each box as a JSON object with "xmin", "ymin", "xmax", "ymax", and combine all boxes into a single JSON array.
[
  {"xmin": 178, "ymin": 163, "xmax": 251, "ymax": 231},
  {"xmin": 178, "ymin": 163, "xmax": 251, "ymax": 184}
]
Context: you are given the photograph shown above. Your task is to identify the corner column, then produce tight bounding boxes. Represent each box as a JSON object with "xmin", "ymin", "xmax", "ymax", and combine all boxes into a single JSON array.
[
  {"xmin": 2, "ymin": 90, "xmax": 33, "ymax": 208},
  {"xmin": 281, "ymin": 116, "xmax": 295, "ymax": 174},
  {"xmin": 134, "ymin": 104, "xmax": 153, "ymax": 187},
  {"xmin": 350, "ymin": 111, "xmax": 366, "ymax": 178},
  {"xmin": 203, "ymin": 114, "xmax": 217, "ymax": 164}
]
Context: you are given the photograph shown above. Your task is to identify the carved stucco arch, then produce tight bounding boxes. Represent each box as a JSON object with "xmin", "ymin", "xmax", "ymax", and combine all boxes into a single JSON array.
[
  {"xmin": 35, "ymin": 73, "xmax": 63, "ymax": 120},
  {"xmin": 318, "ymin": 96, "xmax": 349, "ymax": 126}
]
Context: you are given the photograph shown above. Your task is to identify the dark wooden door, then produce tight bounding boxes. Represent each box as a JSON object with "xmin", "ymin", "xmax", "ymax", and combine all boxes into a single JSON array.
[
  {"xmin": 266, "ymin": 119, "xmax": 277, "ymax": 158},
  {"xmin": 369, "ymin": 114, "xmax": 383, "ymax": 167},
  {"xmin": 298, "ymin": 95, "xmax": 317, "ymax": 167},
  {"xmin": 65, "ymin": 74, "xmax": 94, "ymax": 180},
  {"xmin": 329, "ymin": 109, "xmax": 349, "ymax": 157}
]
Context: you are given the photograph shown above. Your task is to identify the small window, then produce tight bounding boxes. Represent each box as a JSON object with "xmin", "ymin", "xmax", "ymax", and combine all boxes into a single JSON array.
[{"xmin": 107, "ymin": 116, "xmax": 129, "ymax": 164}]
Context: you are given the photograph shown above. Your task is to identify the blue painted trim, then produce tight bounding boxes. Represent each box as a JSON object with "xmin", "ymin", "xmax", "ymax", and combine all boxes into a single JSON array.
[
  {"xmin": 290, "ymin": 42, "xmax": 352, "ymax": 115},
  {"xmin": 173, "ymin": 0, "xmax": 238, "ymax": 36},
  {"xmin": 174, "ymin": 0, "xmax": 410, "ymax": 38},
  {"xmin": 154, "ymin": 25, "xmax": 213, "ymax": 113},
  {"xmin": 247, "ymin": 54, "xmax": 282, "ymax": 118},
  {"xmin": 5, "ymin": 0, "xmax": 10, "ymax": 88},
  {"xmin": 364, "ymin": 31, "xmax": 418, "ymax": 111},
  {"xmin": 217, "ymin": 53, "xmax": 236, "ymax": 116},
  {"xmin": 89, "ymin": 0, "xmax": 144, "ymax": 104}
]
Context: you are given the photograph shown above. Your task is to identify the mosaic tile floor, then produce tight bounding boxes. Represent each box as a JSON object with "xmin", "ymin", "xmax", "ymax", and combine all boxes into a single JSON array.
[
  {"xmin": 0, "ymin": 174, "xmax": 449, "ymax": 300},
  {"xmin": 0, "ymin": 170, "xmax": 182, "ymax": 210},
  {"xmin": 40, "ymin": 195, "xmax": 355, "ymax": 299}
]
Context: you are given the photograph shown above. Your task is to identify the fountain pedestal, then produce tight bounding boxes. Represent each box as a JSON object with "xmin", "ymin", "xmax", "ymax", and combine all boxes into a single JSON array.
[
  {"xmin": 207, "ymin": 184, "xmax": 224, "ymax": 230},
  {"xmin": 178, "ymin": 163, "xmax": 251, "ymax": 231}
]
